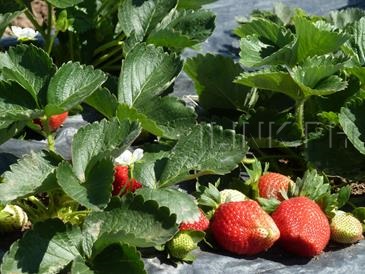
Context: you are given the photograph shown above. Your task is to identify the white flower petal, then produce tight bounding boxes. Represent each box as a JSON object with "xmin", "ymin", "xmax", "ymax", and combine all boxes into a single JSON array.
[
  {"xmin": 132, "ymin": 148, "xmax": 144, "ymax": 162},
  {"xmin": 114, "ymin": 150, "xmax": 133, "ymax": 165},
  {"xmin": 11, "ymin": 26, "xmax": 38, "ymax": 40},
  {"xmin": 114, "ymin": 148, "xmax": 144, "ymax": 166}
]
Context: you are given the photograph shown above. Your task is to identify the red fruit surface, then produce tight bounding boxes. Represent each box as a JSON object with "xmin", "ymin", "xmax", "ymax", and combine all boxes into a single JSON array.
[
  {"xmin": 112, "ymin": 165, "xmax": 142, "ymax": 195},
  {"xmin": 272, "ymin": 197, "xmax": 330, "ymax": 257},
  {"xmin": 180, "ymin": 209, "xmax": 209, "ymax": 231},
  {"xmin": 210, "ymin": 200, "xmax": 280, "ymax": 255},
  {"xmin": 258, "ymin": 172, "xmax": 293, "ymax": 201},
  {"xmin": 48, "ymin": 112, "xmax": 69, "ymax": 131}
]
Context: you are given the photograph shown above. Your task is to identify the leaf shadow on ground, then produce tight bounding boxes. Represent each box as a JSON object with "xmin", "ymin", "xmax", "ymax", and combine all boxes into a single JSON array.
[
  {"xmin": 347, "ymin": 0, "xmax": 365, "ymax": 9},
  {"xmin": 0, "ymin": 153, "xmax": 17, "ymax": 174},
  {"xmin": 216, "ymin": 30, "xmax": 240, "ymax": 59}
]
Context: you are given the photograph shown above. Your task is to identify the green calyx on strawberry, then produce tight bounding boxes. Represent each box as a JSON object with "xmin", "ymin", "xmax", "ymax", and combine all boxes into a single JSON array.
[
  {"xmin": 330, "ymin": 211, "xmax": 364, "ymax": 244},
  {"xmin": 210, "ymin": 200, "xmax": 280, "ymax": 255},
  {"xmin": 112, "ymin": 165, "xmax": 142, "ymax": 196},
  {"xmin": 180, "ymin": 208, "xmax": 209, "ymax": 231},
  {"xmin": 272, "ymin": 196, "xmax": 330, "ymax": 257},
  {"xmin": 166, "ymin": 230, "xmax": 205, "ymax": 261},
  {"xmin": 196, "ymin": 182, "xmax": 247, "ymax": 219},
  {"xmin": 245, "ymin": 159, "xmax": 293, "ymax": 201},
  {"xmin": 0, "ymin": 205, "xmax": 29, "ymax": 233}
]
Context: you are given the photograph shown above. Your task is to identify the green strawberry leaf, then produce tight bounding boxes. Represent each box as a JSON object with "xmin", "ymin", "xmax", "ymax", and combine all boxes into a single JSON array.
[
  {"xmin": 118, "ymin": 0, "xmax": 177, "ymax": 42},
  {"xmin": 70, "ymin": 256, "xmax": 93, "ymax": 274},
  {"xmin": 118, "ymin": 43, "xmax": 182, "ymax": 106},
  {"xmin": 117, "ymin": 104, "xmax": 164, "ymax": 137},
  {"xmin": 338, "ymin": 91, "xmax": 365, "ymax": 155},
  {"xmin": 46, "ymin": 0, "xmax": 83, "ymax": 8},
  {"xmin": 235, "ymin": 70, "xmax": 301, "ymax": 101},
  {"xmin": 47, "ymin": 62, "xmax": 107, "ymax": 113},
  {"xmin": 293, "ymin": 16, "xmax": 349, "ymax": 63},
  {"xmin": 290, "ymin": 55, "xmax": 348, "ymax": 97},
  {"xmin": 91, "ymin": 244, "xmax": 146, "ymax": 274},
  {"xmin": 0, "ymin": 121, "xmax": 26, "ymax": 145},
  {"xmin": 329, "ymin": 8, "xmax": 365, "ymax": 29},
  {"xmin": 118, "ymin": 0, "xmax": 214, "ymax": 51},
  {"xmin": 85, "ymin": 88, "xmax": 118, "ymax": 119},
  {"xmin": 0, "ymin": 45, "xmax": 56, "ymax": 106},
  {"xmin": 117, "ymin": 96, "xmax": 196, "ymax": 139},
  {"xmin": 347, "ymin": 67, "xmax": 365, "ymax": 85},
  {"xmin": 0, "ymin": 152, "xmax": 59, "ymax": 204},
  {"xmin": 1, "ymin": 219, "xmax": 82, "ymax": 274},
  {"xmin": 177, "ymin": 0, "xmax": 217, "ymax": 9},
  {"xmin": 133, "ymin": 145, "xmax": 172, "ymax": 188},
  {"xmin": 56, "ymin": 159, "xmax": 113, "ymax": 211},
  {"xmin": 337, "ymin": 186, "xmax": 351, "ymax": 209},
  {"xmin": 72, "ymin": 119, "xmax": 140, "ymax": 182},
  {"xmin": 184, "ymin": 54, "xmax": 255, "ymax": 111},
  {"xmin": 0, "ymin": 81, "xmax": 42, "ymax": 121},
  {"xmin": 81, "ymin": 195, "xmax": 177, "ymax": 257},
  {"xmin": 239, "ymin": 34, "xmax": 294, "ymax": 67},
  {"xmin": 147, "ymin": 9, "xmax": 215, "ymax": 50},
  {"xmin": 158, "ymin": 124, "xmax": 248, "ymax": 187},
  {"xmin": 354, "ymin": 17, "xmax": 365, "ymax": 65},
  {"xmin": 236, "ymin": 18, "xmax": 295, "ymax": 67},
  {"xmin": 135, "ymin": 188, "xmax": 200, "ymax": 223},
  {"xmin": 272, "ymin": 2, "xmax": 294, "ymax": 25}
]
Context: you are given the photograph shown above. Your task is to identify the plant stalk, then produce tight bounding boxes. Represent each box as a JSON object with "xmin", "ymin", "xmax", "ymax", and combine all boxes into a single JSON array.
[
  {"xmin": 47, "ymin": 134, "xmax": 56, "ymax": 152},
  {"xmin": 46, "ymin": 2, "xmax": 53, "ymax": 53},
  {"xmin": 295, "ymin": 98, "xmax": 306, "ymax": 140}
]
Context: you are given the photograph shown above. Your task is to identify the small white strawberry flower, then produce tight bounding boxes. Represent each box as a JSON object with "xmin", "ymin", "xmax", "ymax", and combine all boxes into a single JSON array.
[
  {"xmin": 11, "ymin": 26, "xmax": 39, "ymax": 41},
  {"xmin": 114, "ymin": 148, "xmax": 144, "ymax": 166}
]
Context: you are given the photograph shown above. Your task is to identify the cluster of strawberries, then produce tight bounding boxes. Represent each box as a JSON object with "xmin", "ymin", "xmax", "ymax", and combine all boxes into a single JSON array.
[{"xmin": 167, "ymin": 172, "xmax": 363, "ymax": 260}]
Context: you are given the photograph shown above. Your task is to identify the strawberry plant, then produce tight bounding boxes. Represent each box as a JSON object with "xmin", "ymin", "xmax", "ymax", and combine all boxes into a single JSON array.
[
  {"xmin": 1, "ymin": 0, "xmax": 216, "ymax": 73},
  {"xmin": 0, "ymin": 1, "xmax": 365, "ymax": 273}
]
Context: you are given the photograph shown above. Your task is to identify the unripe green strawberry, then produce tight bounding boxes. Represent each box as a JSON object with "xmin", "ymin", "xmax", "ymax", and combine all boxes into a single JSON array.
[
  {"xmin": 330, "ymin": 211, "xmax": 364, "ymax": 244},
  {"xmin": 166, "ymin": 231, "xmax": 197, "ymax": 260},
  {"xmin": 220, "ymin": 189, "xmax": 247, "ymax": 203},
  {"xmin": 0, "ymin": 205, "xmax": 28, "ymax": 233}
]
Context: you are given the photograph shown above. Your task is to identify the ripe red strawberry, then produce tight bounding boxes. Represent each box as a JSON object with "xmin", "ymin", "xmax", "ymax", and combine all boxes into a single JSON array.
[
  {"xmin": 48, "ymin": 112, "xmax": 69, "ymax": 131},
  {"xmin": 179, "ymin": 209, "xmax": 209, "ymax": 231},
  {"xmin": 258, "ymin": 172, "xmax": 293, "ymax": 201},
  {"xmin": 210, "ymin": 200, "xmax": 280, "ymax": 255},
  {"xmin": 272, "ymin": 197, "xmax": 330, "ymax": 257},
  {"xmin": 112, "ymin": 165, "xmax": 142, "ymax": 196}
]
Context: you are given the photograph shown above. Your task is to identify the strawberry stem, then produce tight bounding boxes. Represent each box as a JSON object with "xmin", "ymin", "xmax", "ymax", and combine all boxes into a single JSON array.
[
  {"xmin": 47, "ymin": 134, "xmax": 56, "ymax": 152},
  {"xmin": 45, "ymin": 2, "xmax": 54, "ymax": 54}
]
